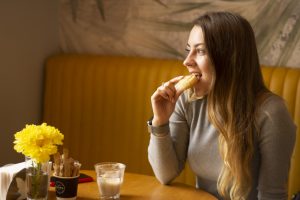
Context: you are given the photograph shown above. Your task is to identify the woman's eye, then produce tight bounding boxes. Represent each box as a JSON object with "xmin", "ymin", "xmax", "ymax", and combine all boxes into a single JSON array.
[
  {"xmin": 197, "ymin": 49, "xmax": 206, "ymax": 55},
  {"xmin": 184, "ymin": 48, "xmax": 191, "ymax": 56}
]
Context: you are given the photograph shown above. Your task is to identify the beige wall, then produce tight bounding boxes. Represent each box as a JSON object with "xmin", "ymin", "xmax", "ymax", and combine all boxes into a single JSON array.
[
  {"xmin": 0, "ymin": 0, "xmax": 60, "ymax": 166},
  {"xmin": 59, "ymin": 1, "xmax": 300, "ymax": 67}
]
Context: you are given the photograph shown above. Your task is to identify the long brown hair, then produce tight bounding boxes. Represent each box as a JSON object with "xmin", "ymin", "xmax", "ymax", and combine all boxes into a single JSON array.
[{"xmin": 194, "ymin": 11, "xmax": 268, "ymax": 199}]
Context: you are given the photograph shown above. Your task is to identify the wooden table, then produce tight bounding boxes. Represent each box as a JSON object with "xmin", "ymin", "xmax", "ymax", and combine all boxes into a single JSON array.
[{"xmin": 48, "ymin": 170, "xmax": 217, "ymax": 200}]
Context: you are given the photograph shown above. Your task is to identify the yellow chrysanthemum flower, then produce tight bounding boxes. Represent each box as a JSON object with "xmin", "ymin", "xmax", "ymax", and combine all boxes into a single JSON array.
[{"xmin": 14, "ymin": 123, "xmax": 64, "ymax": 164}]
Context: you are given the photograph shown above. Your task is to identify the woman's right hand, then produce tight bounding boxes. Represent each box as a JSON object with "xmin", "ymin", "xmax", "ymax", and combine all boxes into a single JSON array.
[{"xmin": 151, "ymin": 76, "xmax": 184, "ymax": 126}]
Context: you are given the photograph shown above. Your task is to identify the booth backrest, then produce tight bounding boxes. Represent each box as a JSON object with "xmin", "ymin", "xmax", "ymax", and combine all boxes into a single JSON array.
[{"xmin": 43, "ymin": 54, "xmax": 300, "ymax": 198}]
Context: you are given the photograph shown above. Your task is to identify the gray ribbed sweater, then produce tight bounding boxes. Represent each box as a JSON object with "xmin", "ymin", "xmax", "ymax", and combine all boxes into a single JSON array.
[{"xmin": 148, "ymin": 92, "xmax": 296, "ymax": 200}]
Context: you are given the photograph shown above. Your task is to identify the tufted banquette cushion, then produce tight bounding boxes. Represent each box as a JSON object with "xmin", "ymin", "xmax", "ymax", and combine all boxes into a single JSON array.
[{"xmin": 43, "ymin": 54, "xmax": 300, "ymax": 198}]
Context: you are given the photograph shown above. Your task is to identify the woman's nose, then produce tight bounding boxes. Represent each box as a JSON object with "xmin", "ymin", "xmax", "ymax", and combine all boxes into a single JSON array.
[{"xmin": 183, "ymin": 52, "xmax": 196, "ymax": 68}]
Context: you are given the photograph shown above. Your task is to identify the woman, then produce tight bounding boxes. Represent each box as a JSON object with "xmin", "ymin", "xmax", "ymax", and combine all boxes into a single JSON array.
[{"xmin": 147, "ymin": 11, "xmax": 296, "ymax": 200}]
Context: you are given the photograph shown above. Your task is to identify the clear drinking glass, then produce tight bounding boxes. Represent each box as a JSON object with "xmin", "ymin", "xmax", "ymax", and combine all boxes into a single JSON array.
[
  {"xmin": 25, "ymin": 157, "xmax": 52, "ymax": 200},
  {"xmin": 94, "ymin": 162, "xmax": 126, "ymax": 200}
]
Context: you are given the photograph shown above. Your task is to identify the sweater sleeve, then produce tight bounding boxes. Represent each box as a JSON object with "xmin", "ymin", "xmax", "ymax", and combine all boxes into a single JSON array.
[
  {"xmin": 148, "ymin": 94, "xmax": 190, "ymax": 184},
  {"xmin": 257, "ymin": 95, "xmax": 296, "ymax": 200}
]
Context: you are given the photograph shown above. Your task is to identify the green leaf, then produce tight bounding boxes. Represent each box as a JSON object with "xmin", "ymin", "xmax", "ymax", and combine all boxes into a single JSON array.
[
  {"xmin": 153, "ymin": 0, "xmax": 168, "ymax": 8},
  {"xmin": 96, "ymin": 0, "xmax": 106, "ymax": 21},
  {"xmin": 70, "ymin": 0, "xmax": 79, "ymax": 23}
]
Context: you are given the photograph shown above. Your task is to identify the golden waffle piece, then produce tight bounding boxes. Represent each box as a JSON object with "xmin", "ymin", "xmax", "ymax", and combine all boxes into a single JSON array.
[{"xmin": 175, "ymin": 74, "xmax": 198, "ymax": 92}]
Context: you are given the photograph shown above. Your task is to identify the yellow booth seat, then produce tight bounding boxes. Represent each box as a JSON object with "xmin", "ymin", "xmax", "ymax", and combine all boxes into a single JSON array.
[{"xmin": 43, "ymin": 54, "xmax": 299, "ymax": 198}]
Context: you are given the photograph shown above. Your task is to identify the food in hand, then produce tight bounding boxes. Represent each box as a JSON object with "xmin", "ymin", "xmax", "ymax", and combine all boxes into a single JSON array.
[{"xmin": 175, "ymin": 74, "xmax": 198, "ymax": 92}]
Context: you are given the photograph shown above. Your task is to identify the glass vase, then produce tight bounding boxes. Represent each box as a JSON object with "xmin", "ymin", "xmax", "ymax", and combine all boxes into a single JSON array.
[{"xmin": 25, "ymin": 157, "xmax": 52, "ymax": 200}]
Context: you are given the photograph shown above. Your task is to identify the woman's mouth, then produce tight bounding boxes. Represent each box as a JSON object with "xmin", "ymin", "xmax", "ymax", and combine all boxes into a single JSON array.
[{"xmin": 192, "ymin": 73, "xmax": 202, "ymax": 80}]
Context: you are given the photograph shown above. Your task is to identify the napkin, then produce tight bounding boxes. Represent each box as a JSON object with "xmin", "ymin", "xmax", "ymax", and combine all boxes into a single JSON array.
[{"xmin": 0, "ymin": 162, "xmax": 27, "ymax": 200}]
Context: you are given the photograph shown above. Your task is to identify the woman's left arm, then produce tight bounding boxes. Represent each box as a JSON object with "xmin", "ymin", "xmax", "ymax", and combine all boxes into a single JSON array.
[{"xmin": 257, "ymin": 96, "xmax": 296, "ymax": 200}]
